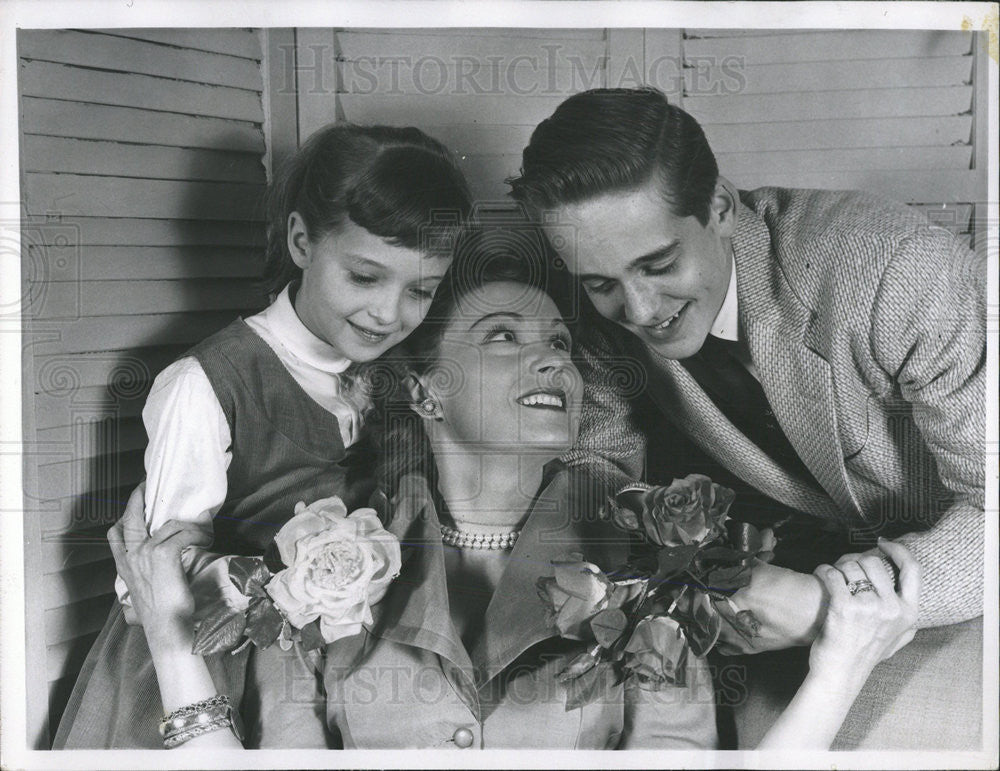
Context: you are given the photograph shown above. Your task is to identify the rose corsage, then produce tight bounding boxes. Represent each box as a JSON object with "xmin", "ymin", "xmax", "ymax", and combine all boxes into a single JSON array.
[
  {"xmin": 192, "ymin": 496, "xmax": 402, "ymax": 655},
  {"xmin": 537, "ymin": 474, "xmax": 776, "ymax": 709}
]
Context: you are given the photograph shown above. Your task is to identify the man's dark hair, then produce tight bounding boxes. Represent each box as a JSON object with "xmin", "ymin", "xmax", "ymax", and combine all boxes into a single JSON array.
[{"xmin": 508, "ymin": 87, "xmax": 719, "ymax": 225}]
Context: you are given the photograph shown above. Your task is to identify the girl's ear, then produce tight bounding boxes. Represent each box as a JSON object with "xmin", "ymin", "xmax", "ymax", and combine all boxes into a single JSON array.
[
  {"xmin": 405, "ymin": 373, "xmax": 442, "ymax": 421},
  {"xmin": 287, "ymin": 211, "xmax": 312, "ymax": 269},
  {"xmin": 710, "ymin": 177, "xmax": 738, "ymax": 238}
]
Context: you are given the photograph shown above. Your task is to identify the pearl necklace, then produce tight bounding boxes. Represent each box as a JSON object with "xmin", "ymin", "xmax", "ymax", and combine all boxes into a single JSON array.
[{"xmin": 440, "ymin": 524, "xmax": 520, "ymax": 550}]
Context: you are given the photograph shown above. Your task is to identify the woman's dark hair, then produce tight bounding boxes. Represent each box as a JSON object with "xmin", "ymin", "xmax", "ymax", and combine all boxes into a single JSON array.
[
  {"xmin": 263, "ymin": 123, "xmax": 473, "ymax": 296},
  {"xmin": 370, "ymin": 225, "xmax": 576, "ymax": 503},
  {"xmin": 507, "ymin": 87, "xmax": 718, "ymax": 225}
]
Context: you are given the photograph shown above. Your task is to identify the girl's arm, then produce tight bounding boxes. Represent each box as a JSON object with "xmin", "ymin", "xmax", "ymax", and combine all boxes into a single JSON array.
[
  {"xmin": 117, "ymin": 358, "xmax": 232, "ymax": 619},
  {"xmin": 756, "ymin": 539, "xmax": 920, "ymax": 749},
  {"xmin": 109, "ymin": 485, "xmax": 243, "ymax": 749}
]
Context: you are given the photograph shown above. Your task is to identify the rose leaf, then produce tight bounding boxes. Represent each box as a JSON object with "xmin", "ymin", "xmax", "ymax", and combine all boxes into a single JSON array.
[
  {"xmin": 191, "ymin": 602, "xmax": 247, "ymax": 655},
  {"xmin": 563, "ymin": 661, "xmax": 618, "ymax": 712},
  {"xmin": 229, "ymin": 556, "xmax": 272, "ymax": 598},
  {"xmin": 299, "ymin": 619, "xmax": 327, "ymax": 651},
  {"xmin": 655, "ymin": 544, "xmax": 700, "ymax": 578},
  {"xmin": 590, "ymin": 608, "xmax": 628, "ymax": 648},
  {"xmin": 244, "ymin": 597, "xmax": 284, "ymax": 649}
]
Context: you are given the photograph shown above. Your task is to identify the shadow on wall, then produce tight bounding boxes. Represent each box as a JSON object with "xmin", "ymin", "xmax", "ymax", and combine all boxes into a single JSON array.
[{"xmin": 31, "ymin": 126, "xmax": 268, "ymax": 747}]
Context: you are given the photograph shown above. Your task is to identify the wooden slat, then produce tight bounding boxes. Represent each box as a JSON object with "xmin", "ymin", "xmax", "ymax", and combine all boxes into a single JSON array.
[
  {"xmin": 692, "ymin": 56, "xmax": 974, "ymax": 96},
  {"xmin": 22, "ymin": 136, "xmax": 266, "ymax": 184},
  {"xmin": 727, "ymin": 169, "xmax": 980, "ymax": 205},
  {"xmin": 45, "ymin": 559, "xmax": 119, "ymax": 610},
  {"xmin": 336, "ymin": 30, "xmax": 608, "ymax": 64},
  {"xmin": 19, "ymin": 30, "xmax": 262, "ymax": 90},
  {"xmin": 67, "ymin": 246, "xmax": 262, "ymax": 281},
  {"xmin": 32, "ymin": 310, "xmax": 239, "ymax": 355},
  {"xmin": 45, "ymin": 594, "xmax": 115, "ymax": 646},
  {"xmin": 42, "ymin": 525, "xmax": 114, "ymax": 574},
  {"xmin": 30, "ymin": 278, "xmax": 264, "ymax": 318},
  {"xmin": 36, "ymin": 417, "xmax": 147, "ymax": 462},
  {"xmin": 33, "ymin": 218, "xmax": 264, "ymax": 248},
  {"xmin": 685, "ymin": 29, "xmax": 819, "ymax": 38},
  {"xmin": 338, "ymin": 94, "xmax": 568, "ymax": 127},
  {"xmin": 34, "ymin": 346, "xmax": 187, "ymax": 393},
  {"xmin": 37, "ymin": 449, "xmax": 148, "ymax": 503},
  {"xmin": 19, "ymin": 60, "xmax": 264, "ymax": 123},
  {"xmin": 348, "ymin": 28, "xmax": 607, "ymax": 41},
  {"xmin": 20, "ymin": 98, "xmax": 265, "ymax": 153},
  {"xmin": 39, "ymin": 484, "xmax": 143, "ymax": 533},
  {"xmin": 410, "ymin": 123, "xmax": 534, "ymax": 157},
  {"xmin": 32, "ymin": 388, "xmax": 148, "ymax": 431},
  {"xmin": 47, "ymin": 631, "xmax": 102, "ymax": 686},
  {"xmin": 686, "ymin": 86, "xmax": 973, "ymax": 125},
  {"xmin": 716, "ymin": 146, "xmax": 973, "ymax": 175},
  {"xmin": 683, "ymin": 30, "xmax": 973, "ymax": 65},
  {"xmin": 91, "ymin": 28, "xmax": 262, "ymax": 59},
  {"xmin": 24, "ymin": 173, "xmax": 265, "ymax": 221},
  {"xmin": 703, "ymin": 115, "xmax": 973, "ymax": 152},
  {"xmin": 335, "ymin": 59, "xmax": 602, "ymax": 96}
]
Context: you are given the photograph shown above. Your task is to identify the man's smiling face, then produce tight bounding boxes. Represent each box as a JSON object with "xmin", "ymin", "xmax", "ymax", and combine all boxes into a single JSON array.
[{"xmin": 545, "ymin": 179, "xmax": 735, "ymax": 360}]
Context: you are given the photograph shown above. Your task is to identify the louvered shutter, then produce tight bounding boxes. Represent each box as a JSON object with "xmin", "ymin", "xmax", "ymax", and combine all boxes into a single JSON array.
[
  {"xmin": 296, "ymin": 28, "xmax": 616, "ymax": 203},
  {"xmin": 18, "ymin": 28, "xmax": 269, "ymax": 747},
  {"xmin": 671, "ymin": 29, "xmax": 985, "ymax": 248}
]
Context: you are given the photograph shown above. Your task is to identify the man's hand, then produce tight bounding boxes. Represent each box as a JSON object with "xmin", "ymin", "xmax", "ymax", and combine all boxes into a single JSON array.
[{"xmin": 717, "ymin": 560, "xmax": 829, "ymax": 653}]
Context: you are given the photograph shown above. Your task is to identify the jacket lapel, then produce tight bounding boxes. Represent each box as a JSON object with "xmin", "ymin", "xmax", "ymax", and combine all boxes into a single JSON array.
[
  {"xmin": 363, "ymin": 476, "xmax": 476, "ymax": 686},
  {"xmin": 733, "ymin": 203, "xmax": 862, "ymax": 523},
  {"xmin": 470, "ymin": 471, "xmax": 631, "ymax": 687},
  {"xmin": 644, "ymin": 351, "xmax": 841, "ymax": 520}
]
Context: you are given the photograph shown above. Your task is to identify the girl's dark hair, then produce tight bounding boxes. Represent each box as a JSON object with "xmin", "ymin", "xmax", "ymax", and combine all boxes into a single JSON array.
[
  {"xmin": 263, "ymin": 123, "xmax": 473, "ymax": 296},
  {"xmin": 370, "ymin": 226, "xmax": 576, "ymax": 503},
  {"xmin": 507, "ymin": 87, "xmax": 718, "ymax": 225}
]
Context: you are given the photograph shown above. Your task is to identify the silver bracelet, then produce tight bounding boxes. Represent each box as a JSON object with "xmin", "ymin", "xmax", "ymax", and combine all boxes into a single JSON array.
[{"xmin": 159, "ymin": 695, "xmax": 244, "ymax": 748}]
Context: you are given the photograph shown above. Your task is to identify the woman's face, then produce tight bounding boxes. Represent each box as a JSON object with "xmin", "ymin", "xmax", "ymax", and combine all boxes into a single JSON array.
[
  {"xmin": 422, "ymin": 281, "xmax": 582, "ymax": 456},
  {"xmin": 289, "ymin": 214, "xmax": 451, "ymax": 363}
]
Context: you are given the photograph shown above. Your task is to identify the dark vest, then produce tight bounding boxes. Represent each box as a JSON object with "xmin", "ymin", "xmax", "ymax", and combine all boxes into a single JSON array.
[{"xmin": 188, "ymin": 319, "xmax": 375, "ymax": 555}]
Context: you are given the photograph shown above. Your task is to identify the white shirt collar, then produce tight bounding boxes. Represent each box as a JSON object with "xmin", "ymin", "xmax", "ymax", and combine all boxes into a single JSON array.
[
  {"xmin": 710, "ymin": 252, "xmax": 739, "ymax": 342},
  {"xmin": 253, "ymin": 283, "xmax": 352, "ymax": 374}
]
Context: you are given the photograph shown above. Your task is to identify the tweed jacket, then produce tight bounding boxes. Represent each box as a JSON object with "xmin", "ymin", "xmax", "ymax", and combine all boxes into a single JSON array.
[
  {"xmin": 320, "ymin": 470, "xmax": 718, "ymax": 749},
  {"xmin": 566, "ymin": 187, "xmax": 986, "ymax": 628}
]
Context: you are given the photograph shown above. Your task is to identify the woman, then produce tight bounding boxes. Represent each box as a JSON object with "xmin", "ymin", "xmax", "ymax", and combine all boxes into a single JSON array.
[{"xmin": 109, "ymin": 234, "xmax": 920, "ymax": 749}]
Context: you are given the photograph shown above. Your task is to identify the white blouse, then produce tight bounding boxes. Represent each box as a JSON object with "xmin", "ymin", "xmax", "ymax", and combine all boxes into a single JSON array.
[{"xmin": 115, "ymin": 284, "xmax": 362, "ymax": 604}]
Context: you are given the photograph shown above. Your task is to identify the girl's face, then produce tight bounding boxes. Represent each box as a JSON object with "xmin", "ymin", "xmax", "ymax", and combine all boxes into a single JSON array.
[
  {"xmin": 289, "ymin": 214, "xmax": 450, "ymax": 362},
  {"xmin": 422, "ymin": 281, "xmax": 582, "ymax": 457}
]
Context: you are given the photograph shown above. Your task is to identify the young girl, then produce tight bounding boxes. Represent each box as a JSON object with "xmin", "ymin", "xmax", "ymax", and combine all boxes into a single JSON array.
[{"xmin": 53, "ymin": 123, "xmax": 472, "ymax": 749}]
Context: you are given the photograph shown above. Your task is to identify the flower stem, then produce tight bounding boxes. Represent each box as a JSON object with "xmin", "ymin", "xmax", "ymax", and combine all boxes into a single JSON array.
[{"xmin": 667, "ymin": 585, "xmax": 689, "ymax": 616}]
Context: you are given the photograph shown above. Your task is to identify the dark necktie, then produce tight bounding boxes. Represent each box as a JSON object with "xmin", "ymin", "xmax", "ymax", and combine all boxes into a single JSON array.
[{"xmin": 679, "ymin": 334, "xmax": 820, "ymax": 488}]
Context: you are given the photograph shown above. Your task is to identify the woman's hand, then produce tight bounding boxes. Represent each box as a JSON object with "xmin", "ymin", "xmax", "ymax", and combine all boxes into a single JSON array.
[
  {"xmin": 108, "ymin": 483, "xmax": 212, "ymax": 648},
  {"xmin": 757, "ymin": 539, "xmax": 920, "ymax": 749},
  {"xmin": 809, "ymin": 538, "xmax": 920, "ymax": 684}
]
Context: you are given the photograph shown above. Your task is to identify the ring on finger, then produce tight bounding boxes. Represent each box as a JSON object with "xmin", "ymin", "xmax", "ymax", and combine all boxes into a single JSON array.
[{"xmin": 847, "ymin": 579, "xmax": 876, "ymax": 596}]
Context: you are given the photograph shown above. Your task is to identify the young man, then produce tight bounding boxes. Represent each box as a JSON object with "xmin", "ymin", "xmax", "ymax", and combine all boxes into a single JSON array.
[{"xmin": 509, "ymin": 87, "xmax": 985, "ymax": 749}]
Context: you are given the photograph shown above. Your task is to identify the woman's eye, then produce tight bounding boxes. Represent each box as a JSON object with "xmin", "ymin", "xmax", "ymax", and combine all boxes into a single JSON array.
[
  {"xmin": 348, "ymin": 272, "xmax": 378, "ymax": 286},
  {"xmin": 409, "ymin": 286, "xmax": 434, "ymax": 301},
  {"xmin": 483, "ymin": 328, "xmax": 516, "ymax": 344},
  {"xmin": 551, "ymin": 336, "xmax": 570, "ymax": 352}
]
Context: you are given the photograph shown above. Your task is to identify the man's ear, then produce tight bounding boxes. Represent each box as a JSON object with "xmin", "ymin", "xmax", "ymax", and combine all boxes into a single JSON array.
[
  {"xmin": 710, "ymin": 177, "xmax": 738, "ymax": 238},
  {"xmin": 287, "ymin": 211, "xmax": 312, "ymax": 270},
  {"xmin": 405, "ymin": 373, "xmax": 442, "ymax": 421}
]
